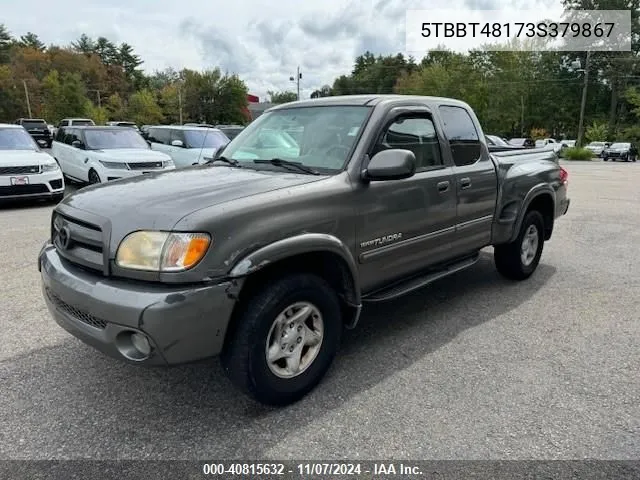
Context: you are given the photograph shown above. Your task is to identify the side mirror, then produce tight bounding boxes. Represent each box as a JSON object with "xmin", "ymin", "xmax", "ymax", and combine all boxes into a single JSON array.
[
  {"xmin": 71, "ymin": 140, "xmax": 83, "ymax": 149},
  {"xmin": 363, "ymin": 149, "xmax": 416, "ymax": 181},
  {"xmin": 171, "ymin": 139, "xmax": 184, "ymax": 147}
]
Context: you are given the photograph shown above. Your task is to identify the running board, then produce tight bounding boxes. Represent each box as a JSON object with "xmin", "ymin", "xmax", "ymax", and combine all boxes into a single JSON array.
[{"xmin": 362, "ymin": 253, "xmax": 480, "ymax": 303}]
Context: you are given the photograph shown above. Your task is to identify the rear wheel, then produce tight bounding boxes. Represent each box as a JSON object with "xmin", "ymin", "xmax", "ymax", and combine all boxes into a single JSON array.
[
  {"xmin": 221, "ymin": 273, "xmax": 342, "ymax": 406},
  {"xmin": 88, "ymin": 169, "xmax": 101, "ymax": 184},
  {"xmin": 494, "ymin": 210, "xmax": 545, "ymax": 280}
]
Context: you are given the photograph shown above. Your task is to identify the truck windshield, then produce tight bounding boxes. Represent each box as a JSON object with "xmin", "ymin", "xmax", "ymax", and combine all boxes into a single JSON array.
[
  {"xmin": 0, "ymin": 128, "xmax": 38, "ymax": 150},
  {"xmin": 84, "ymin": 129, "xmax": 149, "ymax": 149},
  {"xmin": 221, "ymin": 105, "xmax": 372, "ymax": 172}
]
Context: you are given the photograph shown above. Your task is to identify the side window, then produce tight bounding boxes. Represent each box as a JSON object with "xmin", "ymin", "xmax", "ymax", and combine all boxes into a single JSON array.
[
  {"xmin": 55, "ymin": 127, "xmax": 66, "ymax": 142},
  {"xmin": 149, "ymin": 128, "xmax": 170, "ymax": 145},
  {"xmin": 64, "ymin": 129, "xmax": 78, "ymax": 145},
  {"xmin": 58, "ymin": 120, "xmax": 68, "ymax": 128},
  {"xmin": 170, "ymin": 129, "xmax": 186, "ymax": 146},
  {"xmin": 373, "ymin": 115, "xmax": 443, "ymax": 171},
  {"xmin": 438, "ymin": 105, "xmax": 482, "ymax": 166}
]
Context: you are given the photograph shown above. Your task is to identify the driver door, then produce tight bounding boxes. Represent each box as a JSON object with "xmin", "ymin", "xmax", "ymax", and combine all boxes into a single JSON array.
[{"xmin": 355, "ymin": 109, "xmax": 457, "ymax": 293}]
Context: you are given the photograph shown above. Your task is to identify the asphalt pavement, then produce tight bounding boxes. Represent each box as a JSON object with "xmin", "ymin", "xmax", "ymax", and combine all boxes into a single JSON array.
[{"xmin": 0, "ymin": 160, "xmax": 638, "ymax": 460}]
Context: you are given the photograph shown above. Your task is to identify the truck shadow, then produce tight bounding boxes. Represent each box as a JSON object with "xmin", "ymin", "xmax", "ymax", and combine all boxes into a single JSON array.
[{"xmin": 1, "ymin": 252, "xmax": 555, "ymax": 458}]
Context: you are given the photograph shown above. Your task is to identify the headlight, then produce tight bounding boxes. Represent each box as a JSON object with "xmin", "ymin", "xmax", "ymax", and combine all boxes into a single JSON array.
[
  {"xmin": 41, "ymin": 162, "xmax": 59, "ymax": 172},
  {"xmin": 162, "ymin": 159, "xmax": 174, "ymax": 168},
  {"xmin": 115, "ymin": 231, "xmax": 212, "ymax": 272},
  {"xmin": 99, "ymin": 160, "xmax": 126, "ymax": 169}
]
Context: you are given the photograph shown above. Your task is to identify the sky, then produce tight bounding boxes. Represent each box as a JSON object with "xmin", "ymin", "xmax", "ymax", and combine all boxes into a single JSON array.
[{"xmin": 2, "ymin": 0, "xmax": 564, "ymax": 101}]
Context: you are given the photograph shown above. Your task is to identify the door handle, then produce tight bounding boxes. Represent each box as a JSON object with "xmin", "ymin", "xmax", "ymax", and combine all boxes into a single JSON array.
[
  {"xmin": 459, "ymin": 177, "xmax": 471, "ymax": 189},
  {"xmin": 437, "ymin": 181, "xmax": 450, "ymax": 193}
]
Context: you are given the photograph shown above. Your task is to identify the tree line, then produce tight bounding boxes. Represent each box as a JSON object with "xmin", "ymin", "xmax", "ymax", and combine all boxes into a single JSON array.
[
  {"xmin": 0, "ymin": 27, "xmax": 250, "ymax": 126},
  {"xmin": 277, "ymin": 0, "xmax": 640, "ymax": 143}
]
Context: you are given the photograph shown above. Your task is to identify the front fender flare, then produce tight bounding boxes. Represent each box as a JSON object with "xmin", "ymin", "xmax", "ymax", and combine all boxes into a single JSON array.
[{"xmin": 228, "ymin": 233, "xmax": 361, "ymax": 307}]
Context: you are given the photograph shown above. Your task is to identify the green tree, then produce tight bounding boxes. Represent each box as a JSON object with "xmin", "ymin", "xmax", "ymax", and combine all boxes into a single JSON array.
[
  {"xmin": 310, "ymin": 85, "xmax": 332, "ymax": 98},
  {"xmin": 216, "ymin": 74, "xmax": 249, "ymax": 124},
  {"xmin": 19, "ymin": 32, "xmax": 45, "ymax": 51},
  {"xmin": 126, "ymin": 88, "xmax": 163, "ymax": 125},
  {"xmin": 71, "ymin": 34, "xmax": 94, "ymax": 55},
  {"xmin": 41, "ymin": 70, "xmax": 89, "ymax": 122},
  {"xmin": 85, "ymin": 102, "xmax": 108, "ymax": 125},
  {"xmin": 105, "ymin": 92, "xmax": 126, "ymax": 119},
  {"xmin": 268, "ymin": 90, "xmax": 298, "ymax": 104},
  {"xmin": 0, "ymin": 24, "xmax": 13, "ymax": 63},
  {"xmin": 585, "ymin": 121, "xmax": 608, "ymax": 142}
]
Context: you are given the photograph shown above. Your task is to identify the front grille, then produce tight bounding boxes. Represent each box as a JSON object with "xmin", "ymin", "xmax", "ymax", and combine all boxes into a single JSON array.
[
  {"xmin": 50, "ymin": 179, "xmax": 63, "ymax": 189},
  {"xmin": 45, "ymin": 287, "xmax": 108, "ymax": 330},
  {"xmin": 126, "ymin": 161, "xmax": 164, "ymax": 170},
  {"xmin": 0, "ymin": 165, "xmax": 41, "ymax": 175},
  {"xmin": 0, "ymin": 184, "xmax": 48, "ymax": 195},
  {"xmin": 52, "ymin": 212, "xmax": 105, "ymax": 273},
  {"xmin": 608, "ymin": 152, "xmax": 621, "ymax": 157}
]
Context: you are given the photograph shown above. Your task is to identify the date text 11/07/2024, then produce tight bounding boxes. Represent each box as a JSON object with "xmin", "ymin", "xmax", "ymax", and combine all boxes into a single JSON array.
[
  {"xmin": 420, "ymin": 22, "xmax": 616, "ymax": 39},
  {"xmin": 201, "ymin": 463, "xmax": 423, "ymax": 476}
]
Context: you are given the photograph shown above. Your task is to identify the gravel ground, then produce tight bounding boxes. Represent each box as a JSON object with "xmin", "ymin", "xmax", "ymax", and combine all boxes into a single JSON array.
[{"xmin": 0, "ymin": 160, "xmax": 638, "ymax": 461}]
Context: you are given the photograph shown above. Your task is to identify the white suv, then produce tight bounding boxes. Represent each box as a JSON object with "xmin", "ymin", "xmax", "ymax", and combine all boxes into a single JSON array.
[
  {"xmin": 52, "ymin": 126, "xmax": 175, "ymax": 184},
  {"xmin": 0, "ymin": 124, "xmax": 64, "ymax": 202},
  {"xmin": 146, "ymin": 125, "xmax": 230, "ymax": 168}
]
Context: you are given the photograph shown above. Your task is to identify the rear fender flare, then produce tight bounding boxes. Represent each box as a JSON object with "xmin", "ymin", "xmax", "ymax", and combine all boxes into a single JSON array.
[{"xmin": 509, "ymin": 184, "xmax": 556, "ymax": 243}]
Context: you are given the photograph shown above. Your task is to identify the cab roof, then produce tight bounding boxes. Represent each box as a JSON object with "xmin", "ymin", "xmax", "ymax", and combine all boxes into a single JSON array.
[{"xmin": 267, "ymin": 94, "xmax": 471, "ymax": 111}]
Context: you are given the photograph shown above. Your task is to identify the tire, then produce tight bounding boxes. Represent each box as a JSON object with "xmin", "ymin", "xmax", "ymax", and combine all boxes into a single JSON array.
[
  {"xmin": 494, "ymin": 210, "xmax": 545, "ymax": 281},
  {"xmin": 603, "ymin": 157, "xmax": 608, "ymax": 162},
  {"xmin": 88, "ymin": 169, "xmax": 101, "ymax": 184},
  {"xmin": 221, "ymin": 273, "xmax": 342, "ymax": 406}
]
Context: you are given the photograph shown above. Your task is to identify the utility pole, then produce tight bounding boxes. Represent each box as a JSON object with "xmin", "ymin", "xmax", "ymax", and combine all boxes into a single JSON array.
[
  {"xmin": 520, "ymin": 95, "xmax": 524, "ymax": 136},
  {"xmin": 289, "ymin": 66, "xmax": 302, "ymax": 100},
  {"xmin": 178, "ymin": 84, "xmax": 183, "ymax": 125},
  {"xmin": 577, "ymin": 50, "xmax": 591, "ymax": 147},
  {"xmin": 23, "ymin": 80, "xmax": 32, "ymax": 118}
]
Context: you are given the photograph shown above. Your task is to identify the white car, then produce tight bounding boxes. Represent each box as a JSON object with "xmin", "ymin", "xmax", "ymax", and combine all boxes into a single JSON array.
[
  {"xmin": 585, "ymin": 141, "xmax": 609, "ymax": 157},
  {"xmin": 52, "ymin": 126, "xmax": 175, "ymax": 184},
  {"xmin": 0, "ymin": 124, "xmax": 64, "ymax": 202},
  {"xmin": 146, "ymin": 125, "xmax": 230, "ymax": 168}
]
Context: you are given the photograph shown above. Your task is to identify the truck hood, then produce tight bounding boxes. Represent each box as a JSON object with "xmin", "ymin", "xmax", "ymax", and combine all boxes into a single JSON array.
[
  {"xmin": 61, "ymin": 165, "xmax": 327, "ymax": 228},
  {"xmin": 0, "ymin": 149, "xmax": 56, "ymax": 166},
  {"xmin": 88, "ymin": 148, "xmax": 171, "ymax": 162}
]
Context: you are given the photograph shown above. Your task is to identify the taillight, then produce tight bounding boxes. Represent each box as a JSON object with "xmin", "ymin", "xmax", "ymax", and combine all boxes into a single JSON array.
[{"xmin": 559, "ymin": 166, "xmax": 568, "ymax": 186}]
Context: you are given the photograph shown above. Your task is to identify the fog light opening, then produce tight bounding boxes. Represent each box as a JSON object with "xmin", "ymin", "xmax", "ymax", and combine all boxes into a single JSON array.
[{"xmin": 115, "ymin": 331, "xmax": 152, "ymax": 361}]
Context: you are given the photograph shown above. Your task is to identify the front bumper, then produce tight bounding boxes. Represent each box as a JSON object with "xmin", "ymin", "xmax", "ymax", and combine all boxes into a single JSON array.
[
  {"xmin": 38, "ymin": 242, "xmax": 240, "ymax": 365},
  {"xmin": 0, "ymin": 170, "xmax": 64, "ymax": 200},
  {"xmin": 98, "ymin": 165, "xmax": 175, "ymax": 182}
]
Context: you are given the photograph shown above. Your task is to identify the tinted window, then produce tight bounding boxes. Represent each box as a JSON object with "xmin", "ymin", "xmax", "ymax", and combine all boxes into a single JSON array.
[
  {"xmin": 170, "ymin": 129, "xmax": 186, "ymax": 145},
  {"xmin": 58, "ymin": 120, "xmax": 69, "ymax": 127},
  {"xmin": 148, "ymin": 128, "xmax": 171, "ymax": 145},
  {"xmin": 21, "ymin": 120, "xmax": 47, "ymax": 130},
  {"xmin": 55, "ymin": 127, "xmax": 67, "ymax": 142},
  {"xmin": 374, "ymin": 115, "xmax": 443, "ymax": 170},
  {"xmin": 72, "ymin": 120, "xmax": 94, "ymax": 126},
  {"xmin": 438, "ymin": 105, "xmax": 481, "ymax": 166},
  {"xmin": 64, "ymin": 129, "xmax": 79, "ymax": 145}
]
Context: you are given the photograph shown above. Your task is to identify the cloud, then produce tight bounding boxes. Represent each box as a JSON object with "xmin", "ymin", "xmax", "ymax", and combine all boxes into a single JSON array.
[{"xmin": 2, "ymin": 0, "xmax": 565, "ymax": 100}]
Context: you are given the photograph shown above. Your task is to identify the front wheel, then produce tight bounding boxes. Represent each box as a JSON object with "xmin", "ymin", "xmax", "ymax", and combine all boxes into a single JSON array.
[
  {"xmin": 221, "ymin": 273, "xmax": 342, "ymax": 406},
  {"xmin": 494, "ymin": 210, "xmax": 545, "ymax": 281}
]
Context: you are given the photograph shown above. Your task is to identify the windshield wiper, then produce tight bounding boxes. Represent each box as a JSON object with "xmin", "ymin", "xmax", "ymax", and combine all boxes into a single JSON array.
[
  {"xmin": 206, "ymin": 155, "xmax": 241, "ymax": 167},
  {"xmin": 253, "ymin": 158, "xmax": 320, "ymax": 175}
]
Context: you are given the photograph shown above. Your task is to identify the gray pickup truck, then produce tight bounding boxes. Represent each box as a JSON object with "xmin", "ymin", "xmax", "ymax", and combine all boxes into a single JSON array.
[{"xmin": 38, "ymin": 95, "xmax": 570, "ymax": 406}]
